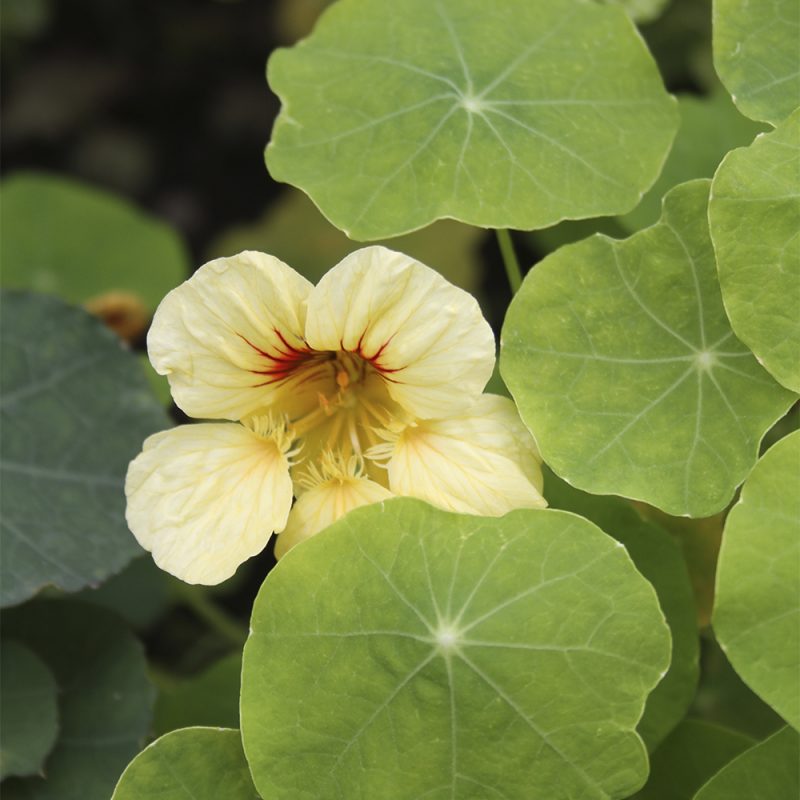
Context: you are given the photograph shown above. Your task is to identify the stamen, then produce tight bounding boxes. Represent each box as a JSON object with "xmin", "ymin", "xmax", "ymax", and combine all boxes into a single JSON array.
[{"xmin": 296, "ymin": 450, "xmax": 366, "ymax": 490}]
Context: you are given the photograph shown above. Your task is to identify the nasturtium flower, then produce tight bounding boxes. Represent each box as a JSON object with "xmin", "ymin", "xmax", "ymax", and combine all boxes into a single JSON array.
[{"xmin": 125, "ymin": 246, "xmax": 546, "ymax": 584}]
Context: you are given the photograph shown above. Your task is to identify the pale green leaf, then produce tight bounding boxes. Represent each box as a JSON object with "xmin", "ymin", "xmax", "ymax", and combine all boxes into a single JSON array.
[
  {"xmin": 241, "ymin": 498, "xmax": 670, "ymax": 800},
  {"xmin": 112, "ymin": 728, "xmax": 259, "ymax": 800},
  {"xmin": 266, "ymin": 0, "xmax": 678, "ymax": 239},
  {"xmin": 713, "ymin": 0, "xmax": 800, "ymax": 125},
  {"xmin": 0, "ymin": 292, "xmax": 169, "ymax": 607},
  {"xmin": 0, "ymin": 642, "xmax": 59, "ymax": 780},
  {"xmin": 154, "ymin": 653, "xmax": 241, "ymax": 736},
  {"xmin": 501, "ymin": 179, "xmax": 796, "ymax": 517},
  {"xmin": 544, "ymin": 470, "xmax": 699, "ymax": 751},
  {"xmin": 694, "ymin": 726, "xmax": 800, "ymax": 800},
  {"xmin": 618, "ymin": 91, "xmax": 766, "ymax": 232},
  {"xmin": 709, "ymin": 109, "xmax": 800, "ymax": 393},
  {"xmin": 0, "ymin": 172, "xmax": 188, "ymax": 309},
  {"xmin": 1, "ymin": 600, "xmax": 154, "ymax": 800},
  {"xmin": 633, "ymin": 719, "xmax": 753, "ymax": 800},
  {"xmin": 713, "ymin": 430, "xmax": 800, "ymax": 729}
]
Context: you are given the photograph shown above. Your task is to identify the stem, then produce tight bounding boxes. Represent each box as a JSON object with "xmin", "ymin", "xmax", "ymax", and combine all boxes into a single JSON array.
[
  {"xmin": 174, "ymin": 583, "xmax": 248, "ymax": 647},
  {"xmin": 496, "ymin": 229, "xmax": 523, "ymax": 294}
]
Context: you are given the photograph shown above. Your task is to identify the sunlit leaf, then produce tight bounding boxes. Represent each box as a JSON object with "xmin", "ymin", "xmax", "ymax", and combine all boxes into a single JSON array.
[
  {"xmin": 112, "ymin": 728, "xmax": 259, "ymax": 800},
  {"xmin": 241, "ymin": 498, "xmax": 670, "ymax": 799},
  {"xmin": 633, "ymin": 719, "xmax": 753, "ymax": 799},
  {"xmin": 713, "ymin": 0, "xmax": 800, "ymax": 125},
  {"xmin": 0, "ymin": 642, "xmax": 59, "ymax": 780},
  {"xmin": 1, "ymin": 600, "xmax": 154, "ymax": 800},
  {"xmin": 694, "ymin": 727, "xmax": 800, "ymax": 800},
  {"xmin": 266, "ymin": 0, "xmax": 678, "ymax": 239},
  {"xmin": 544, "ymin": 471, "xmax": 699, "ymax": 751},
  {"xmin": 0, "ymin": 292, "xmax": 170, "ymax": 607},
  {"xmin": 713, "ymin": 430, "xmax": 800, "ymax": 729},
  {"xmin": 0, "ymin": 172, "xmax": 188, "ymax": 309},
  {"xmin": 501, "ymin": 180, "xmax": 796, "ymax": 517},
  {"xmin": 709, "ymin": 109, "xmax": 800, "ymax": 393}
]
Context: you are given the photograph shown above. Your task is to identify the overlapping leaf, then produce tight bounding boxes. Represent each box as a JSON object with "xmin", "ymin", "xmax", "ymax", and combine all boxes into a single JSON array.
[
  {"xmin": 112, "ymin": 728, "xmax": 259, "ymax": 800},
  {"xmin": 241, "ymin": 498, "xmax": 670, "ymax": 800},
  {"xmin": 713, "ymin": 0, "xmax": 800, "ymax": 125},
  {"xmin": 0, "ymin": 642, "xmax": 59, "ymax": 779},
  {"xmin": 0, "ymin": 172, "xmax": 187, "ymax": 309},
  {"xmin": 694, "ymin": 727, "xmax": 800, "ymax": 800},
  {"xmin": 0, "ymin": 292, "xmax": 169, "ymax": 606},
  {"xmin": 501, "ymin": 180, "xmax": 795, "ymax": 517},
  {"xmin": 709, "ymin": 110, "xmax": 800, "ymax": 392},
  {"xmin": 544, "ymin": 471, "xmax": 698, "ymax": 751},
  {"xmin": 266, "ymin": 0, "xmax": 678, "ymax": 239},
  {"xmin": 1, "ymin": 601, "xmax": 154, "ymax": 800},
  {"xmin": 713, "ymin": 431, "xmax": 800, "ymax": 729}
]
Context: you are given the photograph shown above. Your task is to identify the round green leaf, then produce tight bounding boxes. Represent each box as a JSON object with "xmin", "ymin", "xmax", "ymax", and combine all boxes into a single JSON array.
[
  {"xmin": 713, "ymin": 430, "xmax": 800, "ymax": 729},
  {"xmin": 241, "ymin": 498, "xmax": 670, "ymax": 799},
  {"xmin": 266, "ymin": 0, "xmax": 678, "ymax": 239},
  {"xmin": 0, "ymin": 642, "xmax": 59, "ymax": 780},
  {"xmin": 0, "ymin": 172, "xmax": 188, "ymax": 309},
  {"xmin": 154, "ymin": 653, "xmax": 241, "ymax": 736},
  {"xmin": 618, "ymin": 91, "xmax": 766, "ymax": 233},
  {"xmin": 1, "ymin": 600, "xmax": 155, "ymax": 800},
  {"xmin": 112, "ymin": 728, "xmax": 259, "ymax": 800},
  {"xmin": 501, "ymin": 179, "xmax": 796, "ymax": 517},
  {"xmin": 694, "ymin": 726, "xmax": 800, "ymax": 800},
  {"xmin": 0, "ymin": 292, "xmax": 170, "ymax": 607},
  {"xmin": 713, "ymin": 0, "xmax": 800, "ymax": 125},
  {"xmin": 633, "ymin": 719, "xmax": 753, "ymax": 800},
  {"xmin": 544, "ymin": 470, "xmax": 699, "ymax": 752},
  {"xmin": 709, "ymin": 110, "xmax": 800, "ymax": 393}
]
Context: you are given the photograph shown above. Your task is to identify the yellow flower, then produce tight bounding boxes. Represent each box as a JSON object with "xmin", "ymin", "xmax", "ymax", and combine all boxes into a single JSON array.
[{"xmin": 125, "ymin": 246, "xmax": 545, "ymax": 584}]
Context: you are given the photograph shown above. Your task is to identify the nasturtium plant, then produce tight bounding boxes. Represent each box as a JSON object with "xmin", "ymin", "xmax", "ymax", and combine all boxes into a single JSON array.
[
  {"xmin": 712, "ymin": 0, "xmax": 800, "ymax": 125},
  {"xmin": 5, "ymin": 1, "xmax": 800, "ymax": 798},
  {"xmin": 241, "ymin": 499, "xmax": 671, "ymax": 799},
  {"xmin": 0, "ymin": 172, "xmax": 188, "ymax": 311},
  {"xmin": 0, "ymin": 642, "xmax": 59, "ymax": 780},
  {"xmin": 694, "ymin": 726, "xmax": 800, "ymax": 800},
  {"xmin": 713, "ymin": 430, "xmax": 800, "ymax": 729},
  {"xmin": 709, "ymin": 109, "xmax": 800, "ymax": 393},
  {"xmin": 266, "ymin": 0, "xmax": 678, "ymax": 239},
  {"xmin": 501, "ymin": 179, "xmax": 796, "ymax": 517},
  {"xmin": 111, "ymin": 728, "xmax": 258, "ymax": 800},
  {"xmin": 1, "ymin": 601, "xmax": 154, "ymax": 800},
  {"xmin": 544, "ymin": 471, "xmax": 699, "ymax": 751},
  {"xmin": 0, "ymin": 292, "xmax": 169, "ymax": 607}
]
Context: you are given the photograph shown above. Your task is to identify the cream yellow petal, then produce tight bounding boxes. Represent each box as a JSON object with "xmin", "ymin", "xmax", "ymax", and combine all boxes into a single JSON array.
[
  {"xmin": 148, "ymin": 251, "xmax": 316, "ymax": 421},
  {"xmin": 304, "ymin": 246, "xmax": 495, "ymax": 419},
  {"xmin": 125, "ymin": 423, "xmax": 293, "ymax": 584},
  {"xmin": 274, "ymin": 477, "xmax": 393, "ymax": 558},
  {"xmin": 387, "ymin": 394, "xmax": 546, "ymax": 516}
]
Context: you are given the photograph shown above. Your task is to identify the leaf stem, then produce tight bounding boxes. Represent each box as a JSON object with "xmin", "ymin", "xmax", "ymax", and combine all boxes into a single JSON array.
[
  {"xmin": 174, "ymin": 583, "xmax": 248, "ymax": 647},
  {"xmin": 496, "ymin": 229, "xmax": 523, "ymax": 294}
]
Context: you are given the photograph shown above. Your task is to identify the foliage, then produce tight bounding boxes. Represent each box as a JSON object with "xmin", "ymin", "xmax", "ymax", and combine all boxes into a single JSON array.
[{"xmin": 1, "ymin": 0, "xmax": 798, "ymax": 798}]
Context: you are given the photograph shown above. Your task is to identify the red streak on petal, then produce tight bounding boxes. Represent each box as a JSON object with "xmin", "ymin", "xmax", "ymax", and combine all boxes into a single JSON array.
[{"xmin": 238, "ymin": 329, "xmax": 323, "ymax": 387}]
